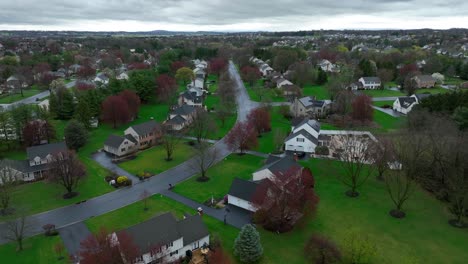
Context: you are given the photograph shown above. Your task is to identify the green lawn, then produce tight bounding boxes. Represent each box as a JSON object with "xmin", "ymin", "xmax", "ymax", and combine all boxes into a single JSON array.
[
  {"xmin": 173, "ymin": 154, "xmax": 264, "ymax": 203},
  {"xmin": 0, "ymin": 89, "xmax": 42, "ymax": 104},
  {"xmin": 445, "ymin": 77, "xmax": 464, "ymax": 85},
  {"xmin": 118, "ymin": 142, "xmax": 195, "ymax": 176},
  {"xmin": 373, "ymin": 100, "xmax": 395, "ymax": 107},
  {"xmin": 0, "ymin": 235, "xmax": 66, "ymax": 264},
  {"xmin": 256, "ymin": 106, "xmax": 291, "ymax": 153},
  {"xmin": 361, "ymin": 89, "xmax": 405, "ymax": 97},
  {"xmin": 211, "ymin": 112, "xmax": 236, "ymax": 140},
  {"xmin": 245, "ymin": 80, "xmax": 286, "ymax": 102},
  {"xmin": 416, "ymin": 88, "xmax": 451, "ymax": 95},
  {"xmin": 372, "ymin": 109, "xmax": 406, "ymax": 132},
  {"xmin": 302, "ymin": 85, "xmax": 329, "ymax": 100}
]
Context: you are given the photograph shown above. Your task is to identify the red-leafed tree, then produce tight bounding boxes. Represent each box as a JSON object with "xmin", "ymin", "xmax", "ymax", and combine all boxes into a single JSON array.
[
  {"xmin": 170, "ymin": 61, "xmax": 185, "ymax": 74},
  {"xmin": 208, "ymin": 246, "xmax": 231, "ymax": 264},
  {"xmin": 118, "ymin": 90, "xmax": 141, "ymax": 119},
  {"xmin": 101, "ymin": 95, "xmax": 131, "ymax": 128},
  {"xmin": 398, "ymin": 63, "xmax": 419, "ymax": 79},
  {"xmin": 252, "ymin": 167, "xmax": 319, "ymax": 233},
  {"xmin": 128, "ymin": 62, "xmax": 149, "ymax": 70},
  {"xmin": 225, "ymin": 121, "xmax": 258, "ymax": 154},
  {"xmin": 304, "ymin": 234, "xmax": 341, "ymax": 264},
  {"xmin": 40, "ymin": 72, "xmax": 56, "ymax": 87},
  {"xmin": 209, "ymin": 58, "xmax": 228, "ymax": 76},
  {"xmin": 79, "ymin": 227, "xmax": 140, "ymax": 264},
  {"xmin": 247, "ymin": 108, "xmax": 271, "ymax": 135},
  {"xmin": 351, "ymin": 95, "xmax": 373, "ymax": 123},
  {"xmin": 77, "ymin": 65, "xmax": 96, "ymax": 80},
  {"xmin": 156, "ymin": 74, "xmax": 177, "ymax": 103},
  {"xmin": 33, "ymin": 63, "xmax": 51, "ymax": 76},
  {"xmin": 22, "ymin": 120, "xmax": 56, "ymax": 147},
  {"xmin": 241, "ymin": 66, "xmax": 261, "ymax": 87},
  {"xmin": 76, "ymin": 81, "xmax": 95, "ymax": 91}
]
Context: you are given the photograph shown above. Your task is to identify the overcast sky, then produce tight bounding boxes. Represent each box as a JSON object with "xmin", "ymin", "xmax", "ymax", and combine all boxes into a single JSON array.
[{"xmin": 0, "ymin": 0, "xmax": 467, "ymax": 31}]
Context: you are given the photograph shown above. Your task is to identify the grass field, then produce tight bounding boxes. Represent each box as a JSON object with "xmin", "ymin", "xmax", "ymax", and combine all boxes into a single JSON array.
[
  {"xmin": 416, "ymin": 87, "xmax": 451, "ymax": 95},
  {"xmin": 118, "ymin": 142, "xmax": 195, "ymax": 176},
  {"xmin": 245, "ymin": 80, "xmax": 286, "ymax": 102},
  {"xmin": 0, "ymin": 89, "xmax": 42, "ymax": 104},
  {"xmin": 302, "ymin": 85, "xmax": 329, "ymax": 100},
  {"xmin": 173, "ymin": 154, "xmax": 264, "ymax": 203},
  {"xmin": 373, "ymin": 100, "xmax": 395, "ymax": 107},
  {"xmin": 372, "ymin": 109, "xmax": 406, "ymax": 132},
  {"xmin": 256, "ymin": 106, "xmax": 291, "ymax": 153},
  {"xmin": 0, "ymin": 235, "xmax": 66, "ymax": 264},
  {"xmin": 361, "ymin": 89, "xmax": 405, "ymax": 97}
]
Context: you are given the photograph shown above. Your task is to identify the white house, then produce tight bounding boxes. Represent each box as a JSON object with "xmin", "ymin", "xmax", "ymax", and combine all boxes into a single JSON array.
[
  {"xmin": 113, "ymin": 212, "xmax": 210, "ymax": 264},
  {"xmin": 393, "ymin": 94, "xmax": 431, "ymax": 115},
  {"xmin": 227, "ymin": 178, "xmax": 259, "ymax": 212},
  {"xmin": 165, "ymin": 105, "xmax": 197, "ymax": 131},
  {"xmin": 284, "ymin": 119, "xmax": 320, "ymax": 154},
  {"xmin": 253, "ymin": 155, "xmax": 301, "ymax": 181},
  {"xmin": 179, "ymin": 91, "xmax": 203, "ymax": 107},
  {"xmin": 276, "ymin": 78, "xmax": 293, "ymax": 89},
  {"xmin": 93, "ymin": 73, "xmax": 109, "ymax": 85},
  {"xmin": 259, "ymin": 64, "xmax": 274, "ymax": 76},
  {"xmin": 358, "ymin": 77, "xmax": 381, "ymax": 89},
  {"xmin": 317, "ymin": 59, "xmax": 339, "ymax": 73},
  {"xmin": 116, "ymin": 71, "xmax": 129, "ymax": 80},
  {"xmin": 103, "ymin": 134, "xmax": 138, "ymax": 157}
]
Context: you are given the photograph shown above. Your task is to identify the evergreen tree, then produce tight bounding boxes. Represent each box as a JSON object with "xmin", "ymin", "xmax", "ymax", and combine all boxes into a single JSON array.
[
  {"xmin": 75, "ymin": 98, "xmax": 92, "ymax": 129},
  {"xmin": 50, "ymin": 87, "xmax": 75, "ymax": 120},
  {"xmin": 64, "ymin": 120, "xmax": 88, "ymax": 151},
  {"xmin": 317, "ymin": 68, "xmax": 328, "ymax": 85},
  {"xmin": 234, "ymin": 224, "xmax": 263, "ymax": 263}
]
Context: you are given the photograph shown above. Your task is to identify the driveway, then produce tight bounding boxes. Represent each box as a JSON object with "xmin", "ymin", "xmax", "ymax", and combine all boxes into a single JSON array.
[
  {"xmin": 372, "ymin": 105, "xmax": 403, "ymax": 117},
  {"xmin": 0, "ymin": 62, "xmax": 256, "ymax": 244},
  {"xmin": 372, "ymin": 96, "xmax": 399, "ymax": 102},
  {"xmin": 59, "ymin": 222, "xmax": 91, "ymax": 261},
  {"xmin": 92, "ymin": 151, "xmax": 140, "ymax": 182},
  {"xmin": 0, "ymin": 81, "xmax": 76, "ymax": 110}
]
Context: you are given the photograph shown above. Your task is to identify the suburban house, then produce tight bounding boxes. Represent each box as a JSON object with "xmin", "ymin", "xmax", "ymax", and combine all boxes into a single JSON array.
[
  {"xmin": 358, "ymin": 77, "xmax": 381, "ymax": 89},
  {"xmin": 6, "ymin": 75, "xmax": 27, "ymax": 91},
  {"xmin": 165, "ymin": 105, "xmax": 197, "ymax": 131},
  {"xmin": 282, "ymin": 84, "xmax": 301, "ymax": 97},
  {"xmin": 393, "ymin": 94, "xmax": 431, "ymax": 114},
  {"xmin": 116, "ymin": 71, "xmax": 129, "ymax": 80},
  {"xmin": 317, "ymin": 59, "xmax": 339, "ymax": 73},
  {"xmin": 112, "ymin": 212, "xmax": 210, "ymax": 264},
  {"xmin": 0, "ymin": 142, "xmax": 68, "ymax": 183},
  {"xmin": 253, "ymin": 155, "xmax": 301, "ymax": 181},
  {"xmin": 412, "ymin": 75, "xmax": 436, "ymax": 88},
  {"xmin": 93, "ymin": 73, "xmax": 109, "ymax": 85},
  {"xmin": 104, "ymin": 120, "xmax": 162, "ymax": 157},
  {"xmin": 290, "ymin": 96, "xmax": 332, "ymax": 118},
  {"xmin": 276, "ymin": 78, "xmax": 293, "ymax": 89},
  {"xmin": 227, "ymin": 178, "xmax": 260, "ymax": 212},
  {"xmin": 179, "ymin": 91, "xmax": 203, "ymax": 107},
  {"xmin": 259, "ymin": 64, "xmax": 274, "ymax": 76},
  {"xmin": 284, "ymin": 119, "xmax": 321, "ymax": 154}
]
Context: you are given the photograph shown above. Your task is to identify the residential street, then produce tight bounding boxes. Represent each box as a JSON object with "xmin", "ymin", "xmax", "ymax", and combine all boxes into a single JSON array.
[
  {"xmin": 0, "ymin": 81, "xmax": 76, "ymax": 110},
  {"xmin": 0, "ymin": 62, "xmax": 257, "ymax": 244}
]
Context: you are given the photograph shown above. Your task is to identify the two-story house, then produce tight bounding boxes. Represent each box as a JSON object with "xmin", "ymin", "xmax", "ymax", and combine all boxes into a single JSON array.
[
  {"xmin": 252, "ymin": 155, "xmax": 302, "ymax": 181},
  {"xmin": 284, "ymin": 119, "xmax": 321, "ymax": 154},
  {"xmin": 164, "ymin": 105, "xmax": 197, "ymax": 131},
  {"xmin": 290, "ymin": 96, "xmax": 332, "ymax": 118},
  {"xmin": 393, "ymin": 93, "xmax": 431, "ymax": 114},
  {"xmin": 112, "ymin": 212, "xmax": 210, "ymax": 264},
  {"xmin": 358, "ymin": 77, "xmax": 381, "ymax": 89},
  {"xmin": 178, "ymin": 91, "xmax": 203, "ymax": 107},
  {"xmin": 412, "ymin": 75, "xmax": 436, "ymax": 88}
]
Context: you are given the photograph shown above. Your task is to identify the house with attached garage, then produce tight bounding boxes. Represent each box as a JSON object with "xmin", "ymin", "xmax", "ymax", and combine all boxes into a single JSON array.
[
  {"xmin": 290, "ymin": 96, "xmax": 332, "ymax": 118},
  {"xmin": 358, "ymin": 77, "xmax": 381, "ymax": 89},
  {"xmin": 393, "ymin": 93, "xmax": 431, "ymax": 115},
  {"xmin": 412, "ymin": 75, "xmax": 436, "ymax": 88},
  {"xmin": 112, "ymin": 212, "xmax": 210, "ymax": 264},
  {"xmin": 253, "ymin": 155, "xmax": 302, "ymax": 181},
  {"xmin": 164, "ymin": 105, "xmax": 198, "ymax": 131},
  {"xmin": 284, "ymin": 119, "xmax": 320, "ymax": 155},
  {"xmin": 0, "ymin": 142, "xmax": 68, "ymax": 184},
  {"xmin": 276, "ymin": 78, "xmax": 293, "ymax": 89},
  {"xmin": 179, "ymin": 90, "xmax": 203, "ymax": 107},
  {"xmin": 104, "ymin": 120, "xmax": 162, "ymax": 157},
  {"xmin": 227, "ymin": 178, "xmax": 260, "ymax": 212}
]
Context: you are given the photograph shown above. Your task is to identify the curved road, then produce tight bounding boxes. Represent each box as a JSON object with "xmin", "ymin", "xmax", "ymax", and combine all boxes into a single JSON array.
[{"xmin": 0, "ymin": 62, "xmax": 256, "ymax": 243}]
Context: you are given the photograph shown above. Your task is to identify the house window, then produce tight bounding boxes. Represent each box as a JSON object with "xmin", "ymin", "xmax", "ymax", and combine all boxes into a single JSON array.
[
  {"xmin": 169, "ymin": 250, "xmax": 179, "ymax": 257},
  {"xmin": 121, "ymin": 148, "xmax": 126, "ymax": 152},
  {"xmin": 193, "ymin": 241, "xmax": 200, "ymax": 249},
  {"xmin": 297, "ymin": 138, "xmax": 305, "ymax": 142}
]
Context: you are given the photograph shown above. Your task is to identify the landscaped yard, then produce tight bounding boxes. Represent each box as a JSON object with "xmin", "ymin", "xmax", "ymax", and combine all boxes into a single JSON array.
[
  {"xmin": 0, "ymin": 234, "xmax": 66, "ymax": 264},
  {"xmin": 302, "ymin": 84, "xmax": 329, "ymax": 100},
  {"xmin": 173, "ymin": 154, "xmax": 264, "ymax": 203},
  {"xmin": 361, "ymin": 89, "xmax": 405, "ymax": 97},
  {"xmin": 118, "ymin": 142, "xmax": 195, "ymax": 175},
  {"xmin": 416, "ymin": 87, "xmax": 451, "ymax": 95},
  {"xmin": 373, "ymin": 100, "xmax": 395, "ymax": 107},
  {"xmin": 372, "ymin": 109, "xmax": 406, "ymax": 132},
  {"xmin": 0, "ymin": 89, "xmax": 42, "ymax": 104},
  {"xmin": 245, "ymin": 80, "xmax": 286, "ymax": 102}
]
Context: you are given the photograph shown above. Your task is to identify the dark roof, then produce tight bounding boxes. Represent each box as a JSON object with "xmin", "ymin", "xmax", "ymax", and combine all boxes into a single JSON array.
[
  {"xmin": 104, "ymin": 135, "xmax": 126, "ymax": 148},
  {"xmin": 228, "ymin": 178, "xmax": 259, "ymax": 202},
  {"xmin": 397, "ymin": 97, "xmax": 417, "ymax": 109},
  {"xmin": 294, "ymin": 118, "xmax": 320, "ymax": 132},
  {"xmin": 361, "ymin": 77, "xmax": 381, "ymax": 83},
  {"xmin": 177, "ymin": 215, "xmax": 210, "ymax": 246},
  {"xmin": 0, "ymin": 159, "xmax": 47, "ymax": 173},
  {"xmin": 26, "ymin": 142, "xmax": 67, "ymax": 161},
  {"xmin": 130, "ymin": 120, "xmax": 161, "ymax": 136},
  {"xmin": 118, "ymin": 212, "xmax": 209, "ymax": 253},
  {"xmin": 181, "ymin": 91, "xmax": 203, "ymax": 104},
  {"xmin": 284, "ymin": 129, "xmax": 319, "ymax": 145},
  {"xmin": 125, "ymin": 134, "xmax": 138, "ymax": 144},
  {"xmin": 171, "ymin": 105, "xmax": 196, "ymax": 116},
  {"xmin": 265, "ymin": 154, "xmax": 282, "ymax": 165},
  {"xmin": 414, "ymin": 75, "xmax": 435, "ymax": 82},
  {"xmin": 291, "ymin": 117, "xmax": 304, "ymax": 127},
  {"xmin": 166, "ymin": 115, "xmax": 186, "ymax": 125},
  {"xmin": 414, "ymin": 93, "xmax": 431, "ymax": 102},
  {"xmin": 256, "ymin": 155, "xmax": 301, "ymax": 174}
]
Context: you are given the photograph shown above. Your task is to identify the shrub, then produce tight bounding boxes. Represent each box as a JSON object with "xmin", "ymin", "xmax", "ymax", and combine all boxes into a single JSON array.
[
  {"xmin": 315, "ymin": 146, "xmax": 330, "ymax": 156},
  {"xmin": 117, "ymin": 176, "xmax": 128, "ymax": 185},
  {"xmin": 43, "ymin": 224, "xmax": 58, "ymax": 236},
  {"xmin": 304, "ymin": 234, "xmax": 341, "ymax": 264}
]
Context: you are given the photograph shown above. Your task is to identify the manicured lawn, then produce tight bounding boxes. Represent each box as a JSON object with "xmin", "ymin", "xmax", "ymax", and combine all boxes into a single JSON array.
[
  {"xmin": 0, "ymin": 234, "xmax": 66, "ymax": 264},
  {"xmin": 302, "ymin": 85, "xmax": 329, "ymax": 100},
  {"xmin": 85, "ymin": 195, "xmax": 239, "ymax": 262},
  {"xmin": 118, "ymin": 142, "xmax": 195, "ymax": 175},
  {"xmin": 211, "ymin": 112, "xmax": 236, "ymax": 140},
  {"xmin": 372, "ymin": 109, "xmax": 406, "ymax": 132},
  {"xmin": 373, "ymin": 100, "xmax": 395, "ymax": 107},
  {"xmin": 361, "ymin": 89, "xmax": 405, "ymax": 97},
  {"xmin": 206, "ymin": 74, "xmax": 218, "ymax": 93},
  {"xmin": 320, "ymin": 122, "xmax": 340, "ymax": 130},
  {"xmin": 245, "ymin": 80, "xmax": 286, "ymax": 102},
  {"xmin": 445, "ymin": 77, "xmax": 464, "ymax": 85},
  {"xmin": 173, "ymin": 154, "xmax": 264, "ymax": 203},
  {"xmin": 0, "ymin": 89, "xmax": 42, "ymax": 104},
  {"xmin": 416, "ymin": 88, "xmax": 451, "ymax": 95},
  {"xmin": 256, "ymin": 106, "xmax": 291, "ymax": 153}
]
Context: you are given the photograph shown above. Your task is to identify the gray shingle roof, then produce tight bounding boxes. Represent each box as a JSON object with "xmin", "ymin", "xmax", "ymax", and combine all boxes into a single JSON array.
[
  {"xmin": 130, "ymin": 120, "xmax": 161, "ymax": 136},
  {"xmin": 166, "ymin": 115, "xmax": 186, "ymax": 125},
  {"xmin": 294, "ymin": 118, "xmax": 320, "ymax": 133},
  {"xmin": 171, "ymin": 105, "xmax": 196, "ymax": 116},
  {"xmin": 414, "ymin": 75, "xmax": 435, "ymax": 82},
  {"xmin": 177, "ymin": 214, "xmax": 210, "ymax": 246},
  {"xmin": 104, "ymin": 135, "xmax": 126, "ymax": 149},
  {"xmin": 181, "ymin": 91, "xmax": 203, "ymax": 104},
  {"xmin": 26, "ymin": 142, "xmax": 67, "ymax": 161},
  {"xmin": 284, "ymin": 129, "xmax": 319, "ymax": 145},
  {"xmin": 414, "ymin": 93, "xmax": 431, "ymax": 102},
  {"xmin": 228, "ymin": 178, "xmax": 259, "ymax": 202},
  {"xmin": 361, "ymin": 77, "xmax": 381, "ymax": 83},
  {"xmin": 256, "ymin": 155, "xmax": 301, "ymax": 174},
  {"xmin": 398, "ymin": 97, "xmax": 417, "ymax": 109}
]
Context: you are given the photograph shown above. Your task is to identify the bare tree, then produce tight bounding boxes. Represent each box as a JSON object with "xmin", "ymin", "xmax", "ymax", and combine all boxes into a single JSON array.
[
  {"xmin": 3, "ymin": 212, "xmax": 31, "ymax": 251},
  {"xmin": 370, "ymin": 136, "xmax": 394, "ymax": 181},
  {"xmin": 47, "ymin": 150, "xmax": 87, "ymax": 199},
  {"xmin": 190, "ymin": 108, "xmax": 217, "ymax": 144},
  {"xmin": 0, "ymin": 165, "xmax": 20, "ymax": 215},
  {"xmin": 273, "ymin": 128, "xmax": 287, "ymax": 153},
  {"xmin": 337, "ymin": 134, "xmax": 375, "ymax": 197},
  {"xmin": 384, "ymin": 169, "xmax": 415, "ymax": 218},
  {"xmin": 140, "ymin": 189, "xmax": 150, "ymax": 211},
  {"xmin": 161, "ymin": 128, "xmax": 182, "ymax": 161},
  {"xmin": 191, "ymin": 142, "xmax": 219, "ymax": 181}
]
